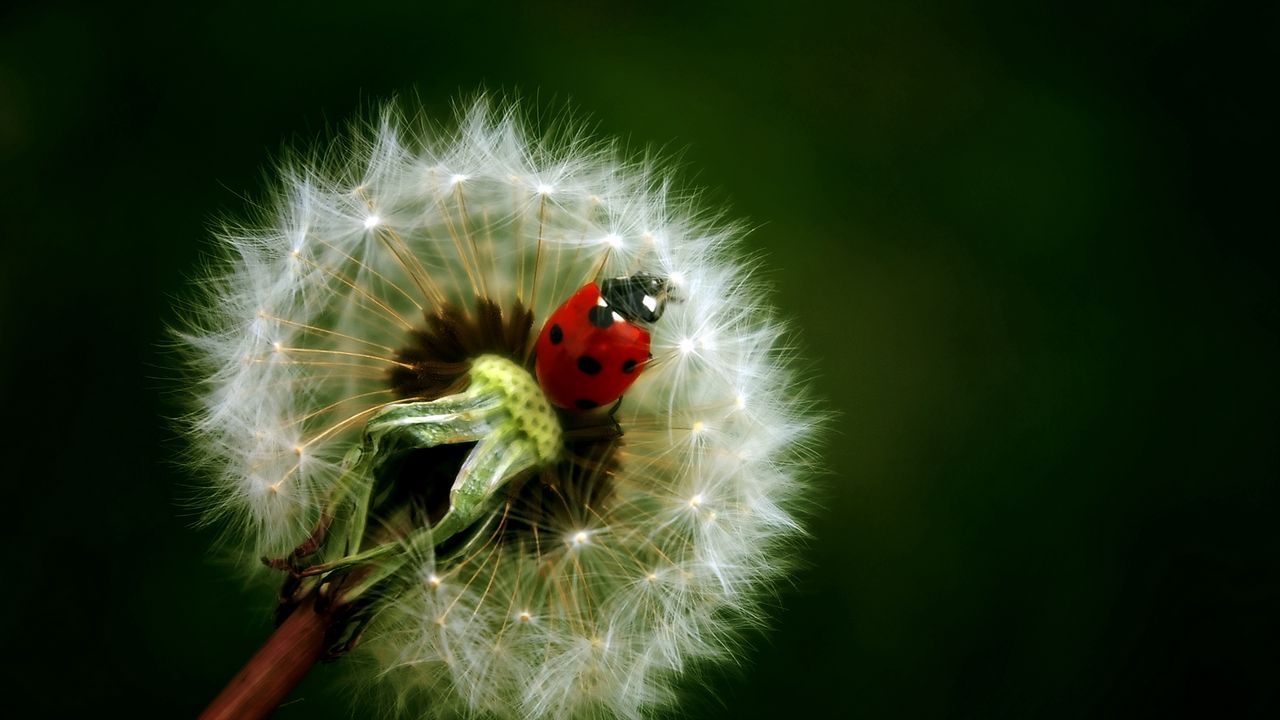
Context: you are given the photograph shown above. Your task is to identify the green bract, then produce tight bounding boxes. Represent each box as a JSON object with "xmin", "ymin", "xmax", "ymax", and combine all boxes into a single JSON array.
[{"xmin": 288, "ymin": 355, "xmax": 562, "ymax": 604}]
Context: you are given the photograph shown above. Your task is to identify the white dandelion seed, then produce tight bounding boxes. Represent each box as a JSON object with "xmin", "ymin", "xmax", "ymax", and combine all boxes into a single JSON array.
[{"xmin": 180, "ymin": 96, "xmax": 821, "ymax": 719}]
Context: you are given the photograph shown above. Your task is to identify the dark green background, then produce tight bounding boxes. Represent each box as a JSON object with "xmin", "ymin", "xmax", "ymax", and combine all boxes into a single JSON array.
[{"xmin": 2, "ymin": 1, "xmax": 1275, "ymax": 717}]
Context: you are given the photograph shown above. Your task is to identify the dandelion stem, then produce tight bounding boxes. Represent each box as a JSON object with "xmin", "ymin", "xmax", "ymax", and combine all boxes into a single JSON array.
[{"xmin": 198, "ymin": 598, "xmax": 334, "ymax": 720}]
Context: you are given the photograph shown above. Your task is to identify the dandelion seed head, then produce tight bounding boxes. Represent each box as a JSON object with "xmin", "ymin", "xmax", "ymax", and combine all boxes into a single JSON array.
[{"xmin": 178, "ymin": 95, "xmax": 821, "ymax": 719}]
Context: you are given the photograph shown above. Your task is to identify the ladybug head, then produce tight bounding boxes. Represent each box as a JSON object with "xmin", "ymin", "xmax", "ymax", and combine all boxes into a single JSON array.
[{"xmin": 600, "ymin": 273, "xmax": 670, "ymax": 324}]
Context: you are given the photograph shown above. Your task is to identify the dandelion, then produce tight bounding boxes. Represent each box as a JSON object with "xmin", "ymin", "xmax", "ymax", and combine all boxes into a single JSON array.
[{"xmin": 182, "ymin": 96, "xmax": 820, "ymax": 719}]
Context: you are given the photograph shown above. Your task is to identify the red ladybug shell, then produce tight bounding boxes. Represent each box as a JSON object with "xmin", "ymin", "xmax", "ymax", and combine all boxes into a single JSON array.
[{"xmin": 536, "ymin": 283, "xmax": 651, "ymax": 411}]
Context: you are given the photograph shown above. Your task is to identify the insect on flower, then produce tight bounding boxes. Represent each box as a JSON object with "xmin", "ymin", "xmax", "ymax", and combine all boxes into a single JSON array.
[
  {"xmin": 535, "ymin": 273, "xmax": 671, "ymax": 411},
  {"xmin": 181, "ymin": 96, "xmax": 820, "ymax": 719}
]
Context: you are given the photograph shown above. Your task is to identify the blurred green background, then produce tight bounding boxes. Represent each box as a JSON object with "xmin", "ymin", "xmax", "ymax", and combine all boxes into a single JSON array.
[{"xmin": 2, "ymin": 1, "xmax": 1275, "ymax": 717}]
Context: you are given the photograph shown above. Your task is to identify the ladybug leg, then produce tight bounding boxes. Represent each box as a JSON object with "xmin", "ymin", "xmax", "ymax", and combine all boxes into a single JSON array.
[{"xmin": 607, "ymin": 396, "xmax": 625, "ymax": 438}]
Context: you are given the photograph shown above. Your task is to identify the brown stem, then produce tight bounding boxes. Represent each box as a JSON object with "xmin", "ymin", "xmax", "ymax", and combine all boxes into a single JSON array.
[{"xmin": 199, "ymin": 598, "xmax": 334, "ymax": 720}]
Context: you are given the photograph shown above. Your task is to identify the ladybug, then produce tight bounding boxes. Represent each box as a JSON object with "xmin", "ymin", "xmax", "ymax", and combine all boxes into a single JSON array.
[{"xmin": 535, "ymin": 273, "xmax": 670, "ymax": 411}]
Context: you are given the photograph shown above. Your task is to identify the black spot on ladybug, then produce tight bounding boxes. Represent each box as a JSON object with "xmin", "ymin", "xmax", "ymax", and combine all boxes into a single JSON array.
[
  {"xmin": 622, "ymin": 359, "xmax": 638, "ymax": 374},
  {"xmin": 549, "ymin": 324, "xmax": 563, "ymax": 344},
  {"xmin": 575, "ymin": 398, "xmax": 599, "ymax": 410},
  {"xmin": 588, "ymin": 305, "xmax": 615, "ymax": 329},
  {"xmin": 577, "ymin": 355, "xmax": 602, "ymax": 375}
]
